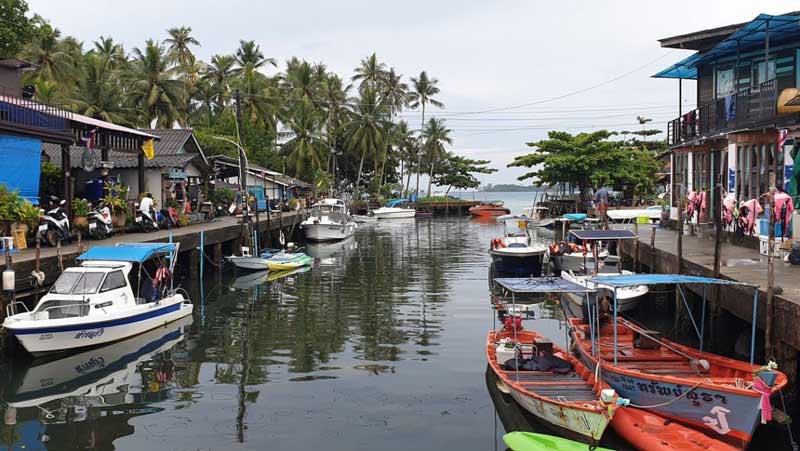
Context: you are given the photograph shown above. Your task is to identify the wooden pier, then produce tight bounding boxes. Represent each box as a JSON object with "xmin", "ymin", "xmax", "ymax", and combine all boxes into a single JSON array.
[
  {"xmin": 0, "ymin": 210, "xmax": 304, "ymax": 304},
  {"xmin": 619, "ymin": 225, "xmax": 800, "ymax": 383}
]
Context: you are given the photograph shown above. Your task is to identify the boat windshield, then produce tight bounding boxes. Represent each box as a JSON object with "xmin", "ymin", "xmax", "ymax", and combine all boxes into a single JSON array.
[
  {"xmin": 311, "ymin": 205, "xmax": 344, "ymax": 222},
  {"xmin": 503, "ymin": 218, "xmax": 528, "ymax": 237},
  {"xmin": 50, "ymin": 271, "xmax": 105, "ymax": 295}
]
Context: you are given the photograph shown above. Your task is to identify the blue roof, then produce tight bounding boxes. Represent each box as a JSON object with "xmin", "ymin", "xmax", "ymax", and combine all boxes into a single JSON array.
[
  {"xmin": 78, "ymin": 243, "xmax": 177, "ymax": 263},
  {"xmin": 653, "ymin": 13, "xmax": 800, "ymax": 80},
  {"xmin": 587, "ymin": 274, "xmax": 754, "ymax": 288},
  {"xmin": 494, "ymin": 277, "xmax": 595, "ymax": 293}
]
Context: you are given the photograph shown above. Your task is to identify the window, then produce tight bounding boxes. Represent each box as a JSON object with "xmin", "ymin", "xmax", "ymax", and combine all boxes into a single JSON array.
[
  {"xmin": 101, "ymin": 271, "xmax": 127, "ymax": 292},
  {"xmin": 752, "ymin": 60, "xmax": 776, "ymax": 87},
  {"xmin": 735, "ymin": 143, "xmax": 783, "ymax": 201},
  {"xmin": 672, "ymin": 153, "xmax": 688, "ymax": 207},
  {"xmin": 716, "ymin": 67, "xmax": 735, "ymax": 98},
  {"xmin": 72, "ymin": 272, "xmax": 105, "ymax": 295},
  {"xmin": 50, "ymin": 272, "xmax": 81, "ymax": 294}
]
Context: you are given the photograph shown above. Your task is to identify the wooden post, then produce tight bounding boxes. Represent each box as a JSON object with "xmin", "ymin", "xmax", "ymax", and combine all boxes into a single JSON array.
[
  {"xmin": 3, "ymin": 245, "xmax": 13, "ymax": 320},
  {"xmin": 138, "ymin": 148, "xmax": 145, "ymax": 197},
  {"xmin": 213, "ymin": 242, "xmax": 222, "ymax": 265},
  {"xmin": 712, "ymin": 149, "xmax": 723, "ymax": 351},
  {"xmin": 674, "ymin": 197, "xmax": 684, "ymax": 333},
  {"xmin": 61, "ymin": 143, "xmax": 72, "ymax": 219},
  {"xmin": 649, "ymin": 226, "xmax": 656, "ymax": 269},
  {"xmin": 633, "ymin": 221, "xmax": 640, "ymax": 272},
  {"xmin": 766, "ymin": 185, "xmax": 776, "ymax": 359}
]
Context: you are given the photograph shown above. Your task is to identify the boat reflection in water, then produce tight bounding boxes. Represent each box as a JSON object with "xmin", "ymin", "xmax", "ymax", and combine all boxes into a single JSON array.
[{"xmin": 1, "ymin": 316, "xmax": 192, "ymax": 448}]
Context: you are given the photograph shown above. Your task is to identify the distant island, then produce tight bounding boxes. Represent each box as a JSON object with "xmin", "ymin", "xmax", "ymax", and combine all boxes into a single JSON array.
[{"xmin": 482, "ymin": 184, "xmax": 541, "ymax": 192}]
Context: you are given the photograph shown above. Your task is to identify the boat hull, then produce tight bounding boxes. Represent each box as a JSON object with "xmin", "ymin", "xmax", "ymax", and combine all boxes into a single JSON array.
[
  {"xmin": 372, "ymin": 208, "xmax": 416, "ymax": 219},
  {"xmin": 567, "ymin": 317, "xmax": 784, "ymax": 449},
  {"xmin": 551, "ymin": 252, "xmax": 608, "ymax": 272},
  {"xmin": 301, "ymin": 222, "xmax": 356, "ymax": 241},
  {"xmin": 227, "ymin": 256, "xmax": 272, "ymax": 270},
  {"xmin": 7, "ymin": 298, "xmax": 193, "ymax": 355},
  {"xmin": 610, "ymin": 406, "xmax": 739, "ymax": 451},
  {"xmin": 561, "ymin": 271, "xmax": 647, "ymax": 313},
  {"xmin": 490, "ymin": 251, "xmax": 544, "ymax": 276},
  {"xmin": 470, "ymin": 207, "xmax": 511, "ymax": 217}
]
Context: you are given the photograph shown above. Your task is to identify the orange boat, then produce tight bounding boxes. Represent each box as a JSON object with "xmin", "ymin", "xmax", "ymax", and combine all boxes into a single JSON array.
[
  {"xmin": 487, "ymin": 328, "xmax": 621, "ymax": 445},
  {"xmin": 611, "ymin": 407, "xmax": 739, "ymax": 451},
  {"xmin": 469, "ymin": 201, "xmax": 510, "ymax": 217}
]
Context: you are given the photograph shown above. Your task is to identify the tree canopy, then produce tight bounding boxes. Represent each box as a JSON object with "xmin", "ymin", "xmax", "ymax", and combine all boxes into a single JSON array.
[
  {"xmin": 0, "ymin": 0, "xmax": 34, "ymax": 59},
  {"xmin": 432, "ymin": 153, "xmax": 496, "ymax": 195}
]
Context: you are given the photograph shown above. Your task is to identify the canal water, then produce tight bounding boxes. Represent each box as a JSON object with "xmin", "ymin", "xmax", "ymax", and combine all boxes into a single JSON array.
[{"xmin": 0, "ymin": 215, "xmax": 794, "ymax": 450}]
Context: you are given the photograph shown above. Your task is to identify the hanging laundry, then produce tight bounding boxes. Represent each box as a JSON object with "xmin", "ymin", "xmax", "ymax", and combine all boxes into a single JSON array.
[
  {"xmin": 774, "ymin": 190, "xmax": 794, "ymax": 238},
  {"xmin": 725, "ymin": 94, "xmax": 736, "ymax": 121},
  {"xmin": 740, "ymin": 199, "xmax": 764, "ymax": 236},
  {"xmin": 722, "ymin": 192, "xmax": 737, "ymax": 227}
]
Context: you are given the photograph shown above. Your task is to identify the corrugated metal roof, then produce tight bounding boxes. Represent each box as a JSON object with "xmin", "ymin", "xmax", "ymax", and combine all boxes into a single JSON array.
[{"xmin": 42, "ymin": 143, "xmax": 200, "ymax": 169}]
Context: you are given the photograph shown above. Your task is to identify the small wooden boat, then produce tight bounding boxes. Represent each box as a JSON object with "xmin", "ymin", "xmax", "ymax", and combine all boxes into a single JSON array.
[
  {"xmin": 415, "ymin": 209, "xmax": 434, "ymax": 218},
  {"xmin": 610, "ymin": 406, "xmax": 738, "ymax": 451},
  {"xmin": 503, "ymin": 432, "xmax": 615, "ymax": 451},
  {"xmin": 469, "ymin": 201, "xmax": 510, "ymax": 217},
  {"xmin": 569, "ymin": 314, "xmax": 786, "ymax": 449},
  {"xmin": 488, "ymin": 328, "xmax": 620, "ymax": 444},
  {"xmin": 267, "ymin": 266, "xmax": 310, "ymax": 281}
]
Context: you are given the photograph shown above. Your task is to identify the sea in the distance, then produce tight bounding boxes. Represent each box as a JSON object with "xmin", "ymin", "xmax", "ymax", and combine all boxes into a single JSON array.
[{"xmin": 452, "ymin": 191, "xmax": 543, "ymax": 214}]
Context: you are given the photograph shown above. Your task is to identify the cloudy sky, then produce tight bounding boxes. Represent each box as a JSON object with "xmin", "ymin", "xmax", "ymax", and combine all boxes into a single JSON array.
[{"xmin": 26, "ymin": 0, "xmax": 800, "ymax": 186}]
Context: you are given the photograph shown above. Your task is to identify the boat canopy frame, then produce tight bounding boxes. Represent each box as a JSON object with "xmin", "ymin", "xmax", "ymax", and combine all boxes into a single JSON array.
[
  {"xmin": 584, "ymin": 273, "xmax": 760, "ymax": 365},
  {"xmin": 493, "ymin": 277, "xmax": 596, "ymax": 383}
]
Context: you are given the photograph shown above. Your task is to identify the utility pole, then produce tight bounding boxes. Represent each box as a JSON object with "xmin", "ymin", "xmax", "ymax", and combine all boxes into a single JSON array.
[{"xmin": 235, "ymin": 89, "xmax": 249, "ymax": 225}]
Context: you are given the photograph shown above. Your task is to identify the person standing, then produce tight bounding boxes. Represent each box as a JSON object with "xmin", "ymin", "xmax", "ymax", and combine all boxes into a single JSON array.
[{"xmin": 594, "ymin": 185, "xmax": 610, "ymax": 230}]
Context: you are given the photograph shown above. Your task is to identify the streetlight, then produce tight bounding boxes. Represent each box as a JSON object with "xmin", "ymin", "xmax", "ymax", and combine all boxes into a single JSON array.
[{"xmin": 211, "ymin": 135, "xmax": 250, "ymax": 223}]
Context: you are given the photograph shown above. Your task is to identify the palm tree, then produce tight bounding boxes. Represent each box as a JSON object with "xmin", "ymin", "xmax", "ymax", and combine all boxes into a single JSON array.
[
  {"xmin": 234, "ymin": 40, "xmax": 276, "ymax": 87},
  {"xmin": 192, "ymin": 79, "xmax": 216, "ymax": 127},
  {"xmin": 165, "ymin": 26, "xmax": 200, "ymax": 67},
  {"xmin": 422, "ymin": 117, "xmax": 452, "ymax": 197},
  {"xmin": 381, "ymin": 68, "xmax": 408, "ymax": 116},
  {"xmin": 408, "ymin": 71, "xmax": 444, "ymax": 197},
  {"xmin": 91, "ymin": 36, "xmax": 126, "ymax": 69},
  {"xmin": 343, "ymin": 87, "xmax": 390, "ymax": 196},
  {"xmin": 321, "ymin": 73, "xmax": 350, "ymax": 179},
  {"xmin": 392, "ymin": 121, "xmax": 415, "ymax": 195},
  {"xmin": 72, "ymin": 53, "xmax": 133, "ymax": 125},
  {"xmin": 204, "ymin": 54, "xmax": 236, "ymax": 111},
  {"xmin": 21, "ymin": 25, "xmax": 75, "ymax": 85},
  {"xmin": 351, "ymin": 53, "xmax": 386, "ymax": 92},
  {"xmin": 283, "ymin": 58, "xmax": 322, "ymax": 104},
  {"xmin": 128, "ymin": 39, "xmax": 184, "ymax": 127},
  {"xmin": 280, "ymin": 98, "xmax": 327, "ymax": 179}
]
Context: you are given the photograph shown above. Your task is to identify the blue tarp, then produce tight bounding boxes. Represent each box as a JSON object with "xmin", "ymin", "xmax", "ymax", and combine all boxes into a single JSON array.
[
  {"xmin": 653, "ymin": 13, "xmax": 800, "ymax": 80},
  {"xmin": 494, "ymin": 277, "xmax": 594, "ymax": 293},
  {"xmin": 0, "ymin": 135, "xmax": 42, "ymax": 204},
  {"xmin": 587, "ymin": 274, "xmax": 754, "ymax": 288},
  {"xmin": 78, "ymin": 243, "xmax": 177, "ymax": 263}
]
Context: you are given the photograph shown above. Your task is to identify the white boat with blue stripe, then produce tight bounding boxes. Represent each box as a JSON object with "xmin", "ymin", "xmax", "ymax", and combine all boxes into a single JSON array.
[{"xmin": 3, "ymin": 243, "xmax": 193, "ymax": 355}]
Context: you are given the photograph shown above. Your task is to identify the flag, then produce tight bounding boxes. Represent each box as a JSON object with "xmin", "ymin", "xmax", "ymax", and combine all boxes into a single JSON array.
[
  {"xmin": 81, "ymin": 128, "xmax": 97, "ymax": 149},
  {"xmin": 141, "ymin": 139, "xmax": 155, "ymax": 160},
  {"xmin": 778, "ymin": 129, "xmax": 789, "ymax": 152}
]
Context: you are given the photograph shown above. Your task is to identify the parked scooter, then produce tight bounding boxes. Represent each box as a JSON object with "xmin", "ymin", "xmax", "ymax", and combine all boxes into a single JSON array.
[
  {"xmin": 87, "ymin": 201, "xmax": 113, "ymax": 239},
  {"xmin": 38, "ymin": 196, "xmax": 70, "ymax": 246},
  {"xmin": 158, "ymin": 207, "xmax": 180, "ymax": 229},
  {"xmin": 135, "ymin": 194, "xmax": 158, "ymax": 232}
]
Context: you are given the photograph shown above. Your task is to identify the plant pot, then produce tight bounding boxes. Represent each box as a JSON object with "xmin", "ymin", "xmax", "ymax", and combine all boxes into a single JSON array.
[
  {"xmin": 113, "ymin": 213, "xmax": 127, "ymax": 228},
  {"xmin": 73, "ymin": 216, "xmax": 88, "ymax": 228}
]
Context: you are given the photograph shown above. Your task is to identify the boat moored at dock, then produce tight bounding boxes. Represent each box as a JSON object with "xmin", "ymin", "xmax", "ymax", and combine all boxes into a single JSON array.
[
  {"xmin": 3, "ymin": 243, "xmax": 193, "ymax": 355},
  {"xmin": 300, "ymin": 198, "xmax": 357, "ymax": 241},
  {"xmin": 490, "ymin": 215, "xmax": 546, "ymax": 276},
  {"xmin": 470, "ymin": 200, "xmax": 511, "ymax": 217}
]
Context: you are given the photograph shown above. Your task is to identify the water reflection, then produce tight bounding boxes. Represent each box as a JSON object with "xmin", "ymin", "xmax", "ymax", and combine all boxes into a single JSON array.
[{"xmin": 0, "ymin": 316, "xmax": 192, "ymax": 449}]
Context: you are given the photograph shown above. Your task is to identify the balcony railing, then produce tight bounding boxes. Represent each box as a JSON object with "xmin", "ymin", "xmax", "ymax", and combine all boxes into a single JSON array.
[
  {"xmin": 667, "ymin": 79, "xmax": 777, "ymax": 146},
  {"xmin": 0, "ymin": 86, "xmax": 72, "ymax": 134}
]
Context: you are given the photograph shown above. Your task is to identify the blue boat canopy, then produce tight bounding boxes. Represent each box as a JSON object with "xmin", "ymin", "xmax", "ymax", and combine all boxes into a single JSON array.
[
  {"xmin": 587, "ymin": 274, "xmax": 754, "ymax": 288},
  {"xmin": 494, "ymin": 277, "xmax": 595, "ymax": 293},
  {"xmin": 386, "ymin": 198, "xmax": 409, "ymax": 207},
  {"xmin": 653, "ymin": 13, "xmax": 800, "ymax": 80},
  {"xmin": 78, "ymin": 243, "xmax": 177, "ymax": 263}
]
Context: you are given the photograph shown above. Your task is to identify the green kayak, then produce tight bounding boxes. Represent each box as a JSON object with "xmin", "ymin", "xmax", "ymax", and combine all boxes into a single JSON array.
[{"xmin": 503, "ymin": 432, "xmax": 615, "ymax": 451}]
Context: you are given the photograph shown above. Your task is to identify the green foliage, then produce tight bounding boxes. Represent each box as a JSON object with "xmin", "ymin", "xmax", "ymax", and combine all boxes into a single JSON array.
[
  {"xmin": 0, "ymin": 184, "xmax": 40, "ymax": 229},
  {"xmin": 211, "ymin": 187, "xmax": 236, "ymax": 206},
  {"xmin": 432, "ymin": 153, "xmax": 496, "ymax": 194},
  {"xmin": 0, "ymin": 0, "xmax": 33, "ymax": 59},
  {"xmin": 72, "ymin": 197, "xmax": 90, "ymax": 216},
  {"xmin": 103, "ymin": 183, "xmax": 129, "ymax": 214},
  {"xmin": 509, "ymin": 130, "xmax": 661, "ymax": 199},
  {"xmin": 314, "ymin": 169, "xmax": 333, "ymax": 194}
]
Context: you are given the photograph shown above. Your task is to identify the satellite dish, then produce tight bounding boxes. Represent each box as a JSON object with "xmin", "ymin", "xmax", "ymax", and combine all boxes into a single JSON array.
[{"xmin": 81, "ymin": 148, "xmax": 98, "ymax": 172}]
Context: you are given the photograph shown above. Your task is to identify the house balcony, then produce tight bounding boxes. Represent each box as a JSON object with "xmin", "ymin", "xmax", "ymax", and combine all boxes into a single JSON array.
[
  {"xmin": 667, "ymin": 79, "xmax": 779, "ymax": 147},
  {"xmin": 0, "ymin": 86, "xmax": 72, "ymax": 142}
]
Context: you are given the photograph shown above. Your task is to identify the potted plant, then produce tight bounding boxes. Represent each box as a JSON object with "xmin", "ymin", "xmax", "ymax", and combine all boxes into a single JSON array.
[
  {"xmin": 72, "ymin": 198, "xmax": 90, "ymax": 229},
  {"xmin": 103, "ymin": 183, "xmax": 130, "ymax": 228},
  {"xmin": 16, "ymin": 200, "xmax": 41, "ymax": 238}
]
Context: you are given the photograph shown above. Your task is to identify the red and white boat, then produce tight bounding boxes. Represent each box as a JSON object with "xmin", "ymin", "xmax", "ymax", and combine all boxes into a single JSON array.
[{"xmin": 469, "ymin": 201, "xmax": 510, "ymax": 217}]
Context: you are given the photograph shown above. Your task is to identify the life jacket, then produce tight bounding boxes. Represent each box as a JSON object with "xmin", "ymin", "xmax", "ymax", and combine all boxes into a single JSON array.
[{"xmin": 503, "ymin": 316, "xmax": 522, "ymax": 332}]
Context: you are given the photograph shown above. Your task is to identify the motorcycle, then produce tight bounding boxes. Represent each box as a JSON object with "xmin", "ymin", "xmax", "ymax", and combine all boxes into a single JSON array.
[
  {"xmin": 87, "ymin": 202, "xmax": 113, "ymax": 240},
  {"xmin": 38, "ymin": 196, "xmax": 70, "ymax": 247},
  {"xmin": 158, "ymin": 207, "xmax": 180, "ymax": 229},
  {"xmin": 134, "ymin": 202, "xmax": 159, "ymax": 232}
]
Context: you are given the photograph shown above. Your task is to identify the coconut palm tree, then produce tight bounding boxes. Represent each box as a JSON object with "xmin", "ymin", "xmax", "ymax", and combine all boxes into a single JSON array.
[
  {"xmin": 408, "ymin": 71, "xmax": 444, "ymax": 197},
  {"xmin": 351, "ymin": 53, "xmax": 386, "ymax": 92},
  {"xmin": 381, "ymin": 68, "xmax": 408, "ymax": 116},
  {"xmin": 234, "ymin": 40, "xmax": 276, "ymax": 88},
  {"xmin": 422, "ymin": 117, "xmax": 452, "ymax": 197},
  {"xmin": 128, "ymin": 39, "xmax": 184, "ymax": 127},
  {"xmin": 21, "ymin": 25, "xmax": 75, "ymax": 85},
  {"xmin": 91, "ymin": 36, "xmax": 126, "ymax": 69},
  {"xmin": 204, "ymin": 54, "xmax": 236, "ymax": 111},
  {"xmin": 192, "ymin": 79, "xmax": 216, "ymax": 127},
  {"xmin": 165, "ymin": 26, "xmax": 200, "ymax": 67},
  {"xmin": 343, "ymin": 87, "xmax": 390, "ymax": 196},
  {"xmin": 72, "ymin": 53, "xmax": 133, "ymax": 125},
  {"xmin": 283, "ymin": 58, "xmax": 322, "ymax": 104},
  {"xmin": 391, "ymin": 121, "xmax": 415, "ymax": 195},
  {"xmin": 280, "ymin": 98, "xmax": 328, "ymax": 179},
  {"xmin": 320, "ymin": 73, "xmax": 350, "ymax": 177}
]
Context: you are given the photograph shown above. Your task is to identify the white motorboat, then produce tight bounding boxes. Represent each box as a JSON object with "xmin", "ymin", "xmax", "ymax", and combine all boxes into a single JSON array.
[
  {"xmin": 226, "ymin": 247, "xmax": 281, "ymax": 270},
  {"xmin": 371, "ymin": 206, "xmax": 416, "ymax": 219},
  {"xmin": 549, "ymin": 244, "xmax": 609, "ymax": 272},
  {"xmin": 300, "ymin": 198, "xmax": 357, "ymax": 241},
  {"xmin": 561, "ymin": 269, "xmax": 648, "ymax": 312},
  {"xmin": 606, "ymin": 206, "xmax": 663, "ymax": 223},
  {"xmin": 3, "ymin": 243, "xmax": 193, "ymax": 355},
  {"xmin": 489, "ymin": 215, "xmax": 547, "ymax": 276},
  {"xmin": 352, "ymin": 214, "xmax": 378, "ymax": 223}
]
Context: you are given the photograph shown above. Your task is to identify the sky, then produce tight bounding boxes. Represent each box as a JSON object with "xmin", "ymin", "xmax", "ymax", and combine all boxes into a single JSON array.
[{"xmin": 25, "ymin": 0, "xmax": 800, "ymax": 187}]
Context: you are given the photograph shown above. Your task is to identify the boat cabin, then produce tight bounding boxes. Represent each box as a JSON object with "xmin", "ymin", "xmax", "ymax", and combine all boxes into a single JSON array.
[
  {"xmin": 309, "ymin": 198, "xmax": 348, "ymax": 222},
  {"xmin": 37, "ymin": 262, "xmax": 135, "ymax": 319}
]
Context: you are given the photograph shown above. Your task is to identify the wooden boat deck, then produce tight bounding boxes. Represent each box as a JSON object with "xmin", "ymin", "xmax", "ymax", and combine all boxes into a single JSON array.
[{"xmin": 500, "ymin": 370, "xmax": 598, "ymax": 401}]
